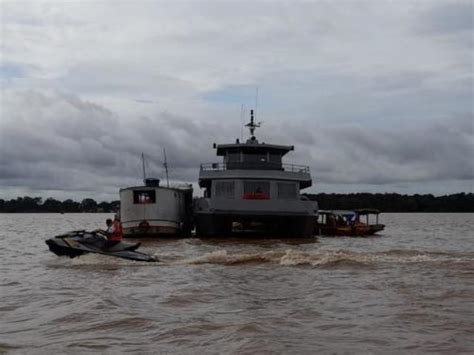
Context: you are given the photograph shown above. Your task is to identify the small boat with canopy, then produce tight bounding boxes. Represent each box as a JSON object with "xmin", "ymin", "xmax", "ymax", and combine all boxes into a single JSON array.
[{"xmin": 314, "ymin": 209, "xmax": 384, "ymax": 236}]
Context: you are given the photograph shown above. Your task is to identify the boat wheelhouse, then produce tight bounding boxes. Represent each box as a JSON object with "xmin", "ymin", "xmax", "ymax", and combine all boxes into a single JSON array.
[{"xmin": 194, "ymin": 110, "xmax": 318, "ymax": 237}]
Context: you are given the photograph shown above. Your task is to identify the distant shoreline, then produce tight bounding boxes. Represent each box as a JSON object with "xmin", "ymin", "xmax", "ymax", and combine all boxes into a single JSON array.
[
  {"xmin": 1, "ymin": 193, "xmax": 472, "ymax": 213},
  {"xmin": 304, "ymin": 192, "xmax": 474, "ymax": 213},
  {"xmin": 2, "ymin": 212, "xmax": 473, "ymax": 214}
]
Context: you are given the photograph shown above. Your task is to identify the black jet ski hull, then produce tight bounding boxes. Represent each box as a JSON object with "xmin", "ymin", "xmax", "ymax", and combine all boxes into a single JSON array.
[
  {"xmin": 45, "ymin": 231, "xmax": 158, "ymax": 262},
  {"xmin": 46, "ymin": 238, "xmax": 86, "ymax": 258}
]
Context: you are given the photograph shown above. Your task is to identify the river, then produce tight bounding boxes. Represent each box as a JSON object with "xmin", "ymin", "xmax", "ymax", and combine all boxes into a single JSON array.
[{"xmin": 1, "ymin": 213, "xmax": 473, "ymax": 354}]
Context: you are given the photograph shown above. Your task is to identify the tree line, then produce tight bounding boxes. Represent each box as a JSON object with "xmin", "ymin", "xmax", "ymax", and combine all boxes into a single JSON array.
[
  {"xmin": 0, "ymin": 193, "xmax": 473, "ymax": 213},
  {"xmin": 304, "ymin": 192, "xmax": 474, "ymax": 212},
  {"xmin": 0, "ymin": 197, "xmax": 120, "ymax": 213}
]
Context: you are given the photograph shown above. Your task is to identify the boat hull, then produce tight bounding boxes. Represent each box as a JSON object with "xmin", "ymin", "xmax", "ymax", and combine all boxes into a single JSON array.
[
  {"xmin": 365, "ymin": 224, "xmax": 385, "ymax": 235},
  {"xmin": 120, "ymin": 186, "xmax": 193, "ymax": 238},
  {"xmin": 122, "ymin": 221, "xmax": 184, "ymax": 238},
  {"xmin": 194, "ymin": 196, "xmax": 317, "ymax": 238},
  {"xmin": 314, "ymin": 223, "xmax": 385, "ymax": 237},
  {"xmin": 195, "ymin": 212, "xmax": 315, "ymax": 237}
]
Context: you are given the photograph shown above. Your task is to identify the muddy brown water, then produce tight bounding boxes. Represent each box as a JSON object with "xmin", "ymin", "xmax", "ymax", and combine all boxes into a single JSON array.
[{"xmin": 1, "ymin": 213, "xmax": 473, "ymax": 354}]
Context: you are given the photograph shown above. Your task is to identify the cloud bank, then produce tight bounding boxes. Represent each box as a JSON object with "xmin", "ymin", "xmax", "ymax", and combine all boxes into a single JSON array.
[{"xmin": 0, "ymin": 0, "xmax": 472, "ymax": 200}]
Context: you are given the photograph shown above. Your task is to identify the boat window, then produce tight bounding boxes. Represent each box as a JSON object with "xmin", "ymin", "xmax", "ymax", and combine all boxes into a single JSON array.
[
  {"xmin": 269, "ymin": 153, "xmax": 281, "ymax": 164},
  {"xmin": 277, "ymin": 183, "xmax": 297, "ymax": 199},
  {"xmin": 215, "ymin": 181, "xmax": 235, "ymax": 198},
  {"xmin": 133, "ymin": 190, "xmax": 156, "ymax": 204},
  {"xmin": 243, "ymin": 181, "xmax": 270, "ymax": 197},
  {"xmin": 243, "ymin": 153, "xmax": 267, "ymax": 163},
  {"xmin": 226, "ymin": 152, "xmax": 240, "ymax": 163}
]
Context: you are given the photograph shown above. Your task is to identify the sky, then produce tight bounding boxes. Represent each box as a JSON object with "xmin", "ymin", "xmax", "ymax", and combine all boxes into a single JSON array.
[{"xmin": 0, "ymin": 0, "xmax": 473, "ymax": 201}]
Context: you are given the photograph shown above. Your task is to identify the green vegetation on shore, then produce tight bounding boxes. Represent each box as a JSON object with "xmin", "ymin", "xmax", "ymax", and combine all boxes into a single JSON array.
[
  {"xmin": 304, "ymin": 193, "xmax": 473, "ymax": 212},
  {"xmin": 0, "ymin": 197, "xmax": 119, "ymax": 213},
  {"xmin": 0, "ymin": 193, "xmax": 472, "ymax": 213}
]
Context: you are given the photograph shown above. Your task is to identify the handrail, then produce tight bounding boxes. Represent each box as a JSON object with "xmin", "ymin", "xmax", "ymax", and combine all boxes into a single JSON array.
[{"xmin": 200, "ymin": 162, "xmax": 310, "ymax": 174}]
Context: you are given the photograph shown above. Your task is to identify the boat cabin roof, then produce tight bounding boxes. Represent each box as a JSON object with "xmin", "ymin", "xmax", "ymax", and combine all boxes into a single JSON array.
[
  {"xmin": 354, "ymin": 208, "xmax": 381, "ymax": 215},
  {"xmin": 215, "ymin": 141, "xmax": 294, "ymax": 156},
  {"xmin": 119, "ymin": 185, "xmax": 192, "ymax": 193},
  {"xmin": 319, "ymin": 209, "xmax": 381, "ymax": 216}
]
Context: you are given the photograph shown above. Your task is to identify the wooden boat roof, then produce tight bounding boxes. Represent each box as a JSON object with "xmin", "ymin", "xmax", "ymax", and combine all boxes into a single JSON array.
[
  {"xmin": 319, "ymin": 210, "xmax": 357, "ymax": 216},
  {"xmin": 354, "ymin": 208, "xmax": 381, "ymax": 215},
  {"xmin": 319, "ymin": 209, "xmax": 381, "ymax": 216}
]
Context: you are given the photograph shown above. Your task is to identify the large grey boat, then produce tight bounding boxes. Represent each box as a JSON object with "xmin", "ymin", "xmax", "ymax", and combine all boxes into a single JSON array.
[{"xmin": 194, "ymin": 110, "xmax": 318, "ymax": 237}]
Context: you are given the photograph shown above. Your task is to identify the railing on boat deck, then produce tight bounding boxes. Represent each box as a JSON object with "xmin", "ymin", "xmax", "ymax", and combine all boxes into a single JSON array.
[{"xmin": 200, "ymin": 162, "xmax": 310, "ymax": 174}]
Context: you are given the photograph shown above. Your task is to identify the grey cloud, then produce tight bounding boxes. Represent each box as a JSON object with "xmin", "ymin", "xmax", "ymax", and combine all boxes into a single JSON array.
[
  {"xmin": 0, "ymin": 90, "xmax": 233, "ymax": 196},
  {"xmin": 58, "ymin": 64, "xmax": 199, "ymax": 98},
  {"xmin": 368, "ymin": 71, "xmax": 433, "ymax": 92},
  {"xmin": 1, "ymin": 1, "xmax": 473, "ymax": 199},
  {"xmin": 0, "ymin": 90, "xmax": 118, "ymax": 168},
  {"xmin": 1, "ymin": 89, "xmax": 472, "ymax": 199},
  {"xmin": 417, "ymin": 1, "xmax": 473, "ymax": 35},
  {"xmin": 302, "ymin": 116, "xmax": 474, "ymax": 185}
]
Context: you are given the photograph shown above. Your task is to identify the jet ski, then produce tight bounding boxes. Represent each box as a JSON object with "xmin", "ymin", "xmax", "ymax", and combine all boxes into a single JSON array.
[{"xmin": 45, "ymin": 230, "xmax": 158, "ymax": 262}]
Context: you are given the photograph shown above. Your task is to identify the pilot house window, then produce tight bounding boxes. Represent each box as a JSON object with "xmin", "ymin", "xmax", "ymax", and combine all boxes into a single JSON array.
[
  {"xmin": 215, "ymin": 181, "xmax": 235, "ymax": 198},
  {"xmin": 243, "ymin": 181, "xmax": 270, "ymax": 199},
  {"xmin": 277, "ymin": 183, "xmax": 297, "ymax": 199},
  {"xmin": 226, "ymin": 152, "xmax": 241, "ymax": 163},
  {"xmin": 269, "ymin": 153, "xmax": 282, "ymax": 164},
  {"xmin": 243, "ymin": 153, "xmax": 267, "ymax": 163}
]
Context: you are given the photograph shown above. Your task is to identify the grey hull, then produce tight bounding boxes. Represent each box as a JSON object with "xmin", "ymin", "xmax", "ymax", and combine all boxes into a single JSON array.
[{"xmin": 195, "ymin": 212, "xmax": 315, "ymax": 238}]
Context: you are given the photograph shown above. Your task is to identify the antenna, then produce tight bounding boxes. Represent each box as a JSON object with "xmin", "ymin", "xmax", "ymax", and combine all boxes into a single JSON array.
[
  {"xmin": 245, "ymin": 109, "xmax": 261, "ymax": 138},
  {"xmin": 141, "ymin": 153, "xmax": 147, "ymax": 183},
  {"xmin": 163, "ymin": 148, "xmax": 170, "ymax": 188},
  {"xmin": 240, "ymin": 104, "xmax": 244, "ymax": 141},
  {"xmin": 255, "ymin": 86, "xmax": 259, "ymax": 120}
]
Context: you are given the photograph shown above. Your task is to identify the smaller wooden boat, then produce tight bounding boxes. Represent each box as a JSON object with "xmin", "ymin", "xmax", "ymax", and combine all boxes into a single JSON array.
[
  {"xmin": 354, "ymin": 209, "xmax": 385, "ymax": 235},
  {"xmin": 314, "ymin": 209, "xmax": 384, "ymax": 237}
]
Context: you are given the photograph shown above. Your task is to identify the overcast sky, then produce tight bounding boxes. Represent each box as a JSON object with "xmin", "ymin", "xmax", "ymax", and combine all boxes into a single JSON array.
[{"xmin": 1, "ymin": 0, "xmax": 473, "ymax": 201}]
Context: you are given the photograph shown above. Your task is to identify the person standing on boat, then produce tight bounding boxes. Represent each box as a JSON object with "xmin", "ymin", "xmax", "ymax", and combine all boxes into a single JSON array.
[{"xmin": 104, "ymin": 213, "xmax": 122, "ymax": 249}]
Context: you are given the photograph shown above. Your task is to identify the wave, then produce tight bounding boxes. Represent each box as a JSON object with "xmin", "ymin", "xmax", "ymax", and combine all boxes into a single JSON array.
[
  {"xmin": 184, "ymin": 249, "xmax": 472, "ymax": 267},
  {"xmin": 45, "ymin": 248, "xmax": 473, "ymax": 268},
  {"xmin": 0, "ymin": 342, "xmax": 23, "ymax": 352}
]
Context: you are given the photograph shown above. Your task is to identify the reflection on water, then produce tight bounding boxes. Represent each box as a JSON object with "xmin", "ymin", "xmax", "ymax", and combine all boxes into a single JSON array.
[{"xmin": 0, "ymin": 213, "xmax": 473, "ymax": 353}]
